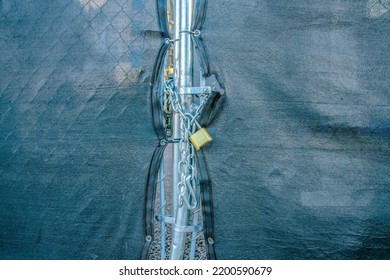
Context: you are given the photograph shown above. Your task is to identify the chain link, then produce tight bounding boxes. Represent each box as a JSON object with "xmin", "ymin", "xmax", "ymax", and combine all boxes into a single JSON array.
[{"xmin": 164, "ymin": 79, "xmax": 210, "ymax": 210}]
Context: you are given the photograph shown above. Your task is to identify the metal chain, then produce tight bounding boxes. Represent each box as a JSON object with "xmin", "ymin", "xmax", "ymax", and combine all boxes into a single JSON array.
[
  {"xmin": 164, "ymin": 79, "xmax": 209, "ymax": 211},
  {"xmin": 162, "ymin": 87, "xmax": 173, "ymax": 137}
]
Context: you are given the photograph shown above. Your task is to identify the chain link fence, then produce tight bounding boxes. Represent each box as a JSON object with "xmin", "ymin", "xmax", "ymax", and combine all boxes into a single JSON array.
[
  {"xmin": 1, "ymin": 0, "xmax": 158, "ymax": 89},
  {"xmin": 0, "ymin": 0, "xmax": 162, "ymax": 259}
]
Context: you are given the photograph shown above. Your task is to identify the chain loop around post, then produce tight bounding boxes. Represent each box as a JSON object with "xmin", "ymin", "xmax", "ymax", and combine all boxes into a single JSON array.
[{"xmin": 164, "ymin": 79, "xmax": 210, "ymax": 212}]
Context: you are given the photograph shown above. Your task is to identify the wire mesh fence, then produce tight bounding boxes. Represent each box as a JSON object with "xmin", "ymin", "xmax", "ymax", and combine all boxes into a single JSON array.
[
  {"xmin": 0, "ymin": 0, "xmax": 162, "ymax": 259},
  {"xmin": 0, "ymin": 0, "xmax": 161, "ymax": 190},
  {"xmin": 0, "ymin": 0, "xmax": 159, "ymax": 89},
  {"xmin": 0, "ymin": 0, "xmax": 210, "ymax": 260}
]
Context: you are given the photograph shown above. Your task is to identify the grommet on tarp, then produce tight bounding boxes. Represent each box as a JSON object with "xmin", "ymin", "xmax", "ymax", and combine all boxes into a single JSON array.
[
  {"xmin": 160, "ymin": 139, "xmax": 167, "ymax": 146},
  {"xmin": 207, "ymin": 237, "xmax": 214, "ymax": 245},
  {"xmin": 179, "ymin": 30, "xmax": 201, "ymax": 36},
  {"xmin": 145, "ymin": 235, "xmax": 152, "ymax": 242},
  {"xmin": 164, "ymin": 37, "xmax": 178, "ymax": 45},
  {"xmin": 193, "ymin": 29, "xmax": 201, "ymax": 37}
]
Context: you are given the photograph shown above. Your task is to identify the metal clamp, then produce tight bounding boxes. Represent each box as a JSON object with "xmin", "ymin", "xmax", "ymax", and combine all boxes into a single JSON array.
[
  {"xmin": 155, "ymin": 215, "xmax": 174, "ymax": 224},
  {"xmin": 173, "ymin": 224, "xmax": 203, "ymax": 233},
  {"xmin": 179, "ymin": 30, "xmax": 201, "ymax": 36},
  {"xmin": 180, "ymin": 86, "xmax": 211, "ymax": 95}
]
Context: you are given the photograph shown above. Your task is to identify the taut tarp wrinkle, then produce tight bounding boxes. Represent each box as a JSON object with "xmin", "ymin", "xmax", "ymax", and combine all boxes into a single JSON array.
[
  {"xmin": 204, "ymin": 0, "xmax": 390, "ymax": 259},
  {"xmin": 150, "ymin": 41, "xmax": 170, "ymax": 139},
  {"xmin": 142, "ymin": 144, "xmax": 166, "ymax": 260},
  {"xmin": 195, "ymin": 150, "xmax": 216, "ymax": 260},
  {"xmin": 191, "ymin": 0, "xmax": 211, "ymax": 77},
  {"xmin": 142, "ymin": 0, "xmax": 170, "ymax": 259}
]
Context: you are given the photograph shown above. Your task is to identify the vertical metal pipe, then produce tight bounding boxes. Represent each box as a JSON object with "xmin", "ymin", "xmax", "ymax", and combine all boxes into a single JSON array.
[
  {"xmin": 171, "ymin": 0, "xmax": 181, "ymax": 230},
  {"xmin": 170, "ymin": 0, "xmax": 194, "ymax": 260}
]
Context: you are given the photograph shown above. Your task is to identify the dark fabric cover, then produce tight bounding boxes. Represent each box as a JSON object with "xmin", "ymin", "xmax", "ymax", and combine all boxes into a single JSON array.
[
  {"xmin": 1, "ymin": 0, "xmax": 389, "ymax": 260},
  {"xmin": 203, "ymin": 0, "xmax": 390, "ymax": 259},
  {"xmin": 0, "ymin": 0, "xmax": 159, "ymax": 259}
]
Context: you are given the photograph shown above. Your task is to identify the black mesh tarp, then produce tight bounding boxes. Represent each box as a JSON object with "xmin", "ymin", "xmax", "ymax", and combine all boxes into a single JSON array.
[
  {"xmin": 203, "ymin": 0, "xmax": 390, "ymax": 259},
  {"xmin": 0, "ymin": 0, "xmax": 159, "ymax": 259},
  {"xmin": 1, "ymin": 0, "xmax": 389, "ymax": 260}
]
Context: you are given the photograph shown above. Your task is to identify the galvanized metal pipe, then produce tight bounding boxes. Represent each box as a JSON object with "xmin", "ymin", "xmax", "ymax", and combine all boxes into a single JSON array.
[
  {"xmin": 171, "ymin": 0, "xmax": 181, "ymax": 231},
  {"xmin": 170, "ymin": 0, "xmax": 194, "ymax": 260}
]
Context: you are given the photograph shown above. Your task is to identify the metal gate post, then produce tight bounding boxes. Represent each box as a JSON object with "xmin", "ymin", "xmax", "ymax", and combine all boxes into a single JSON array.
[{"xmin": 170, "ymin": 0, "xmax": 194, "ymax": 260}]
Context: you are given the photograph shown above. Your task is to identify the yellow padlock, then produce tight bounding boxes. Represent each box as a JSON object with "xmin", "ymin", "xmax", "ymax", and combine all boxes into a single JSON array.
[{"xmin": 189, "ymin": 127, "xmax": 213, "ymax": 150}]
